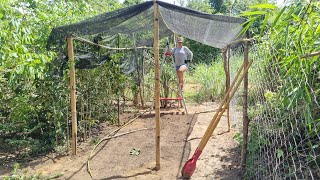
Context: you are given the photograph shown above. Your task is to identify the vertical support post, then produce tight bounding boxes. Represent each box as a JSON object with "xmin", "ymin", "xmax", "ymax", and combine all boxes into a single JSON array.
[
  {"xmin": 139, "ymin": 73, "xmax": 145, "ymax": 109},
  {"xmin": 66, "ymin": 95, "xmax": 70, "ymax": 153},
  {"xmin": 153, "ymin": 0, "xmax": 161, "ymax": 170},
  {"xmin": 140, "ymin": 51, "xmax": 145, "ymax": 109},
  {"xmin": 86, "ymin": 93, "xmax": 89, "ymax": 139},
  {"xmin": 117, "ymin": 34, "xmax": 121, "ymax": 127},
  {"xmin": 173, "ymin": 33, "xmax": 181, "ymax": 107},
  {"xmin": 241, "ymin": 39, "xmax": 249, "ymax": 170},
  {"xmin": 67, "ymin": 36, "xmax": 77, "ymax": 155},
  {"xmin": 222, "ymin": 47, "xmax": 231, "ymax": 132},
  {"xmin": 227, "ymin": 47, "xmax": 230, "ymax": 131},
  {"xmin": 88, "ymin": 97, "xmax": 92, "ymax": 138}
]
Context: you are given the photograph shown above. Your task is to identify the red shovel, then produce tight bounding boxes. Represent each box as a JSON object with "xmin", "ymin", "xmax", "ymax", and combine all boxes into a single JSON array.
[{"xmin": 181, "ymin": 60, "xmax": 253, "ymax": 178}]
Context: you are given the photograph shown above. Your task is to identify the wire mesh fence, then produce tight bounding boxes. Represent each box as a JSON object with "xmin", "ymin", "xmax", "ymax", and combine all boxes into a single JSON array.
[
  {"xmin": 239, "ymin": 44, "xmax": 320, "ymax": 179},
  {"xmin": 228, "ymin": 44, "xmax": 245, "ymax": 129},
  {"xmin": 226, "ymin": 41, "xmax": 319, "ymax": 179}
]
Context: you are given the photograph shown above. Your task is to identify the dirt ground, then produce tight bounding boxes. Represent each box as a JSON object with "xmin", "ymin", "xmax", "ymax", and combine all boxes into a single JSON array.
[{"xmin": 0, "ymin": 102, "xmax": 242, "ymax": 180}]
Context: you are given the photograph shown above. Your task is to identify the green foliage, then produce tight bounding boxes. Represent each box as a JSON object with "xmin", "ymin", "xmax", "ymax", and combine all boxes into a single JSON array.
[
  {"xmin": 185, "ymin": 39, "xmax": 220, "ymax": 64},
  {"xmin": 129, "ymin": 148, "xmax": 141, "ymax": 156},
  {"xmin": 187, "ymin": 0, "xmax": 214, "ymax": 14},
  {"xmin": 0, "ymin": 0, "xmax": 127, "ymax": 160},
  {"xmin": 123, "ymin": 0, "xmax": 144, "ymax": 7},
  {"xmin": 90, "ymin": 137, "xmax": 101, "ymax": 145},
  {"xmin": 77, "ymin": 52, "xmax": 128, "ymax": 125},
  {"xmin": 242, "ymin": 0, "xmax": 320, "ymax": 178},
  {"xmin": 0, "ymin": 163, "xmax": 63, "ymax": 180},
  {"xmin": 244, "ymin": 0, "xmax": 320, "ymax": 128},
  {"xmin": 160, "ymin": 62, "xmax": 177, "ymax": 100},
  {"xmin": 209, "ymin": 0, "xmax": 269, "ymax": 15},
  {"xmin": 191, "ymin": 58, "xmax": 226, "ymax": 102},
  {"xmin": 86, "ymin": 0, "xmax": 122, "ymax": 12},
  {"xmin": 244, "ymin": 122, "xmax": 270, "ymax": 177},
  {"xmin": 143, "ymin": 70, "xmax": 153, "ymax": 101},
  {"xmin": 239, "ymin": 2, "xmax": 278, "ymax": 37}
]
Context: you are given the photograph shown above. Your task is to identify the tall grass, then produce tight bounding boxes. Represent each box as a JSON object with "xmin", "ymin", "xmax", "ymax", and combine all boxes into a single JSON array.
[
  {"xmin": 188, "ymin": 49, "xmax": 248, "ymax": 103},
  {"xmin": 240, "ymin": 1, "xmax": 320, "ymax": 178},
  {"xmin": 190, "ymin": 58, "xmax": 226, "ymax": 102}
]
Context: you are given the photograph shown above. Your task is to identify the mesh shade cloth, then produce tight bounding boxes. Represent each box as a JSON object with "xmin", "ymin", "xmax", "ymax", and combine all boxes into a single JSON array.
[
  {"xmin": 47, "ymin": 1, "xmax": 246, "ymax": 49},
  {"xmin": 158, "ymin": 1, "xmax": 246, "ymax": 49},
  {"xmin": 47, "ymin": 1, "xmax": 156, "ymax": 48}
]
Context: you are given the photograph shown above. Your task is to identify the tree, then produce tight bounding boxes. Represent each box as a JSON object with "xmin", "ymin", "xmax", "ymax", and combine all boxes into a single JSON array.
[
  {"xmin": 85, "ymin": 0, "xmax": 122, "ymax": 13},
  {"xmin": 187, "ymin": 0, "xmax": 214, "ymax": 14},
  {"xmin": 123, "ymin": 0, "xmax": 143, "ymax": 6},
  {"xmin": 209, "ymin": 0, "xmax": 226, "ymax": 13},
  {"xmin": 0, "ymin": 0, "xmax": 127, "ymax": 157},
  {"xmin": 209, "ymin": 0, "xmax": 269, "ymax": 15}
]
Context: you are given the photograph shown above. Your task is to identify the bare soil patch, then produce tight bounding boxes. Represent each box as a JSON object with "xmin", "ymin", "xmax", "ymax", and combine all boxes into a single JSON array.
[{"xmin": 0, "ymin": 102, "xmax": 241, "ymax": 180}]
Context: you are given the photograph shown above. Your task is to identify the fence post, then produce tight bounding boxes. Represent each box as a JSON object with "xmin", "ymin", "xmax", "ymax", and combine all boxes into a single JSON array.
[
  {"xmin": 153, "ymin": 0, "xmax": 161, "ymax": 170},
  {"xmin": 67, "ymin": 35, "xmax": 77, "ymax": 155},
  {"xmin": 117, "ymin": 34, "xmax": 121, "ymax": 127},
  {"xmin": 222, "ymin": 47, "xmax": 230, "ymax": 131},
  {"xmin": 241, "ymin": 39, "xmax": 250, "ymax": 171}
]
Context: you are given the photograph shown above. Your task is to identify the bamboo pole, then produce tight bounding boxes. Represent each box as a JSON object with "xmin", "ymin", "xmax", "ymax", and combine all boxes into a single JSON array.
[
  {"xmin": 153, "ymin": 0, "xmax": 161, "ymax": 170},
  {"xmin": 139, "ymin": 46, "xmax": 145, "ymax": 109},
  {"xmin": 227, "ymin": 47, "xmax": 231, "ymax": 131},
  {"xmin": 86, "ymin": 93, "xmax": 89, "ymax": 139},
  {"xmin": 140, "ymin": 49, "xmax": 145, "ymax": 109},
  {"xmin": 222, "ymin": 47, "xmax": 231, "ymax": 132},
  {"xmin": 117, "ymin": 34, "xmax": 121, "ymax": 127},
  {"xmin": 197, "ymin": 60, "xmax": 252, "ymax": 151},
  {"xmin": 73, "ymin": 36, "xmax": 158, "ymax": 50},
  {"xmin": 241, "ymin": 38, "xmax": 250, "ymax": 170},
  {"xmin": 88, "ymin": 94, "xmax": 92, "ymax": 138},
  {"xmin": 81, "ymin": 94, "xmax": 85, "ymax": 141},
  {"xmin": 173, "ymin": 33, "xmax": 181, "ymax": 107},
  {"xmin": 132, "ymin": 33, "xmax": 140, "ymax": 107},
  {"xmin": 66, "ymin": 95, "xmax": 70, "ymax": 153},
  {"xmin": 67, "ymin": 36, "xmax": 77, "ymax": 155}
]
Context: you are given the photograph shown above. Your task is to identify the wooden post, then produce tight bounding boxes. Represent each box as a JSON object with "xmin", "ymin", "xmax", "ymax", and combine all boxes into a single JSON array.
[
  {"xmin": 222, "ymin": 47, "xmax": 231, "ymax": 132},
  {"xmin": 67, "ymin": 36, "xmax": 77, "ymax": 155},
  {"xmin": 153, "ymin": 0, "xmax": 161, "ymax": 170},
  {"xmin": 81, "ymin": 94, "xmax": 85, "ymax": 141},
  {"xmin": 139, "ymin": 63, "xmax": 145, "ymax": 109},
  {"xmin": 66, "ymin": 95, "xmax": 70, "ymax": 153},
  {"xmin": 86, "ymin": 93, "xmax": 89, "ymax": 139},
  {"xmin": 241, "ymin": 39, "xmax": 249, "ymax": 170},
  {"xmin": 173, "ymin": 33, "xmax": 181, "ymax": 107},
  {"xmin": 117, "ymin": 34, "xmax": 121, "ymax": 127},
  {"xmin": 227, "ymin": 47, "xmax": 230, "ymax": 131}
]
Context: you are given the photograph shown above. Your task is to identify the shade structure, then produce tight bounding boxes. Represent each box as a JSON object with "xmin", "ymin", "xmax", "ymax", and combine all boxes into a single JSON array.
[{"xmin": 47, "ymin": 1, "xmax": 246, "ymax": 50}]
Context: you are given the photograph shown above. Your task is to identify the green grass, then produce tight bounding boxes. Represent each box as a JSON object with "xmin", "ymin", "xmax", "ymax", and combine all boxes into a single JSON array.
[{"xmin": 185, "ymin": 59, "xmax": 226, "ymax": 103}]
